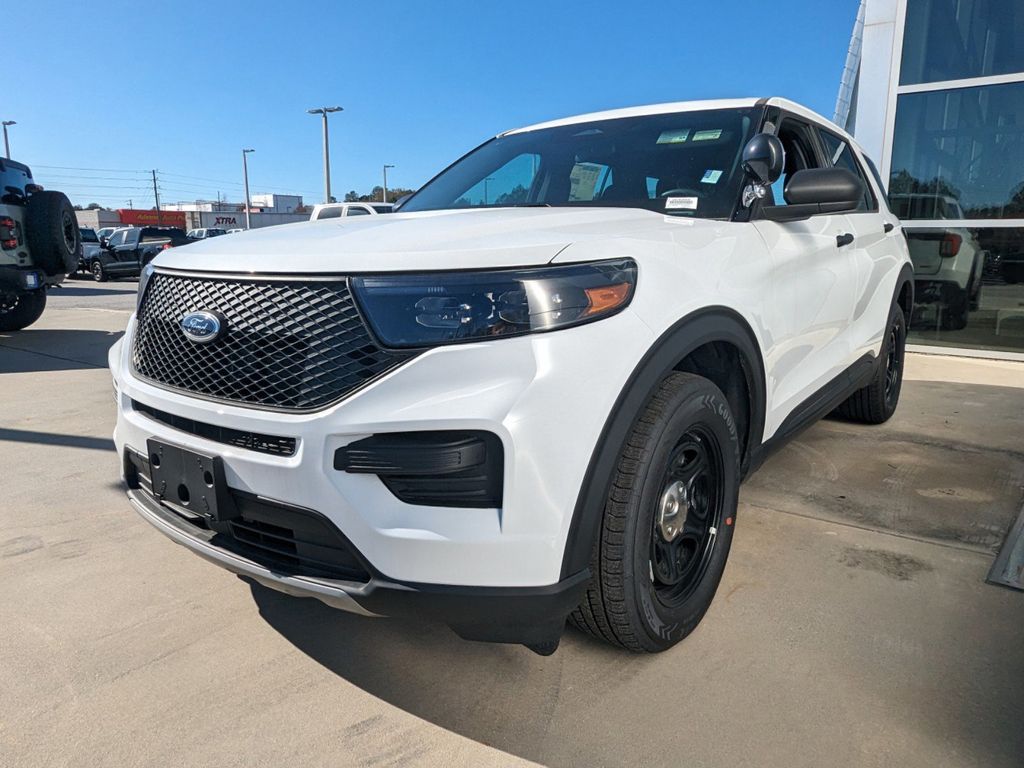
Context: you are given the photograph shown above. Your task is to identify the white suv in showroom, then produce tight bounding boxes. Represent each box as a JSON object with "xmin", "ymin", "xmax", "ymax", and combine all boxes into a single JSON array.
[{"xmin": 110, "ymin": 98, "xmax": 913, "ymax": 654}]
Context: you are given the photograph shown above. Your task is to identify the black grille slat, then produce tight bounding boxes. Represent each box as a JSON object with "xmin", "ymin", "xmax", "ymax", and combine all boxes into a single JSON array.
[
  {"xmin": 132, "ymin": 272, "xmax": 412, "ymax": 411},
  {"xmin": 132, "ymin": 399, "xmax": 297, "ymax": 456}
]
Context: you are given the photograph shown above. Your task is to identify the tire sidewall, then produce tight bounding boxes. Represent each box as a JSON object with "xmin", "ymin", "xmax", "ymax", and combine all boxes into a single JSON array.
[
  {"xmin": 882, "ymin": 306, "xmax": 907, "ymax": 413},
  {"xmin": 626, "ymin": 382, "xmax": 740, "ymax": 650}
]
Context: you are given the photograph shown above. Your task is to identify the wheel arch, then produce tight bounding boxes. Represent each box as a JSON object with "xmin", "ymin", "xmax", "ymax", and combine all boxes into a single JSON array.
[
  {"xmin": 895, "ymin": 261, "xmax": 914, "ymax": 324},
  {"xmin": 560, "ymin": 306, "xmax": 766, "ymax": 579}
]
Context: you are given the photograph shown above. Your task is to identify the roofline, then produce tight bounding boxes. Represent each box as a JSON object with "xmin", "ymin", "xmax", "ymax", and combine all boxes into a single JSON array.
[{"xmin": 501, "ymin": 96, "xmax": 849, "ymax": 139}]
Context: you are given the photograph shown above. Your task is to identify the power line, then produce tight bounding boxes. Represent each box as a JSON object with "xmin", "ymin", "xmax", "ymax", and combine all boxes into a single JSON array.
[{"xmin": 33, "ymin": 163, "xmax": 148, "ymax": 174}]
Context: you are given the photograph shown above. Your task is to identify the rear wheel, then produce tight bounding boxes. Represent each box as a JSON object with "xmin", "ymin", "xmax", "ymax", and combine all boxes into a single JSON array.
[
  {"xmin": 0, "ymin": 289, "xmax": 47, "ymax": 331},
  {"xmin": 569, "ymin": 372, "xmax": 739, "ymax": 652},
  {"xmin": 834, "ymin": 305, "xmax": 906, "ymax": 424}
]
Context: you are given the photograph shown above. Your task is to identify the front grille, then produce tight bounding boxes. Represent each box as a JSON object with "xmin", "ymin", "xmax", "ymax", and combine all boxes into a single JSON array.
[
  {"xmin": 132, "ymin": 399, "xmax": 297, "ymax": 456},
  {"xmin": 132, "ymin": 271, "xmax": 414, "ymax": 411}
]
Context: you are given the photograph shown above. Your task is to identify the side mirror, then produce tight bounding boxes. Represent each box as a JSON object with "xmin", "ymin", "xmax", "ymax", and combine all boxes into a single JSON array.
[
  {"xmin": 761, "ymin": 168, "xmax": 864, "ymax": 222},
  {"xmin": 741, "ymin": 133, "xmax": 784, "ymax": 185}
]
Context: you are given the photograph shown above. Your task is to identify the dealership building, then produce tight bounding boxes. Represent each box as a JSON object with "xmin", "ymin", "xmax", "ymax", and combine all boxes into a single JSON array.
[{"xmin": 838, "ymin": 0, "xmax": 1024, "ymax": 359}]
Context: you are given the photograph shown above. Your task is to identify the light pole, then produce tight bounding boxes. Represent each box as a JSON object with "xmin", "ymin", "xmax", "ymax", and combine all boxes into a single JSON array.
[
  {"xmin": 242, "ymin": 148, "xmax": 255, "ymax": 230},
  {"xmin": 382, "ymin": 164, "xmax": 395, "ymax": 203},
  {"xmin": 483, "ymin": 177, "xmax": 495, "ymax": 205},
  {"xmin": 2, "ymin": 121, "xmax": 15, "ymax": 159},
  {"xmin": 307, "ymin": 106, "xmax": 343, "ymax": 203}
]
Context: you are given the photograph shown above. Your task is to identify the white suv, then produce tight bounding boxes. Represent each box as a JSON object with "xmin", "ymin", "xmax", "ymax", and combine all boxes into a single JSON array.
[{"xmin": 110, "ymin": 98, "xmax": 913, "ymax": 654}]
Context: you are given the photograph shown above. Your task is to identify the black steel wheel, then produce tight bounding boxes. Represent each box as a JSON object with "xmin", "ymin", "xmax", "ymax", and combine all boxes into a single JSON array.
[
  {"xmin": 569, "ymin": 372, "xmax": 739, "ymax": 652},
  {"xmin": 834, "ymin": 304, "xmax": 906, "ymax": 424}
]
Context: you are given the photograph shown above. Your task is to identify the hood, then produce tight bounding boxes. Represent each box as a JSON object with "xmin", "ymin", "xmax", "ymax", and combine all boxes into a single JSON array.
[{"xmin": 151, "ymin": 207, "xmax": 678, "ymax": 274}]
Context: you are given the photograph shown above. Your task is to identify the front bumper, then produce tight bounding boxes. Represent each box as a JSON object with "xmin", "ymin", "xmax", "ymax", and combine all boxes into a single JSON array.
[{"xmin": 128, "ymin": 484, "xmax": 589, "ymax": 646}]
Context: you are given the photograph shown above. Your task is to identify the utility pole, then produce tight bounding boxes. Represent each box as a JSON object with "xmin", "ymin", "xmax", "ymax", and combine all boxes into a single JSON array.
[
  {"xmin": 151, "ymin": 170, "xmax": 162, "ymax": 224},
  {"xmin": 307, "ymin": 106, "xmax": 343, "ymax": 203},
  {"xmin": 242, "ymin": 149, "xmax": 255, "ymax": 229},
  {"xmin": 484, "ymin": 177, "xmax": 495, "ymax": 205},
  {"xmin": 382, "ymin": 164, "xmax": 394, "ymax": 203},
  {"xmin": 1, "ymin": 121, "xmax": 14, "ymax": 159}
]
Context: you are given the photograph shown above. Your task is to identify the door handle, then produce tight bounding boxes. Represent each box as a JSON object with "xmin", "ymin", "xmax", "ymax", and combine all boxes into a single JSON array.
[
  {"xmin": 836, "ymin": 233, "xmax": 855, "ymax": 248},
  {"xmin": 883, "ymin": 222, "xmax": 895, "ymax": 233}
]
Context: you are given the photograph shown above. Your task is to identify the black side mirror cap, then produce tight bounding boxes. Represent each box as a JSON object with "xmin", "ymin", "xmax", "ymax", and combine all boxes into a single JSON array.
[
  {"xmin": 741, "ymin": 133, "xmax": 785, "ymax": 185},
  {"xmin": 761, "ymin": 168, "xmax": 864, "ymax": 221}
]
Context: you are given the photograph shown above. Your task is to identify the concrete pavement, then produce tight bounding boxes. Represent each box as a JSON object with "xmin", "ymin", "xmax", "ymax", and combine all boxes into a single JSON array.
[{"xmin": 1, "ymin": 281, "xmax": 1022, "ymax": 767}]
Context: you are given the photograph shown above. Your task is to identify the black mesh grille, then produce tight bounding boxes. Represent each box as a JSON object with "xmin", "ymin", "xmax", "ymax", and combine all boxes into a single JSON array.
[{"xmin": 132, "ymin": 272, "xmax": 413, "ymax": 411}]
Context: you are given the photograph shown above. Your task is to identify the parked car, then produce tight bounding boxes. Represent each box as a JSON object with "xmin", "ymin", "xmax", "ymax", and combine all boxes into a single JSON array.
[
  {"xmin": 90, "ymin": 226, "xmax": 190, "ymax": 282},
  {"xmin": 0, "ymin": 158, "xmax": 79, "ymax": 331},
  {"xmin": 186, "ymin": 227, "xmax": 227, "ymax": 240},
  {"xmin": 309, "ymin": 202, "xmax": 394, "ymax": 220},
  {"xmin": 889, "ymin": 193, "xmax": 984, "ymax": 330},
  {"xmin": 77, "ymin": 227, "xmax": 102, "ymax": 275},
  {"xmin": 111, "ymin": 97, "xmax": 913, "ymax": 654},
  {"xmin": 226, "ymin": 228, "xmax": 245, "ymax": 234}
]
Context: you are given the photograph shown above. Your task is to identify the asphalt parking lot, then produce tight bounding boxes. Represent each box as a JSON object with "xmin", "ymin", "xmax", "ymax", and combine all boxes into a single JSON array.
[{"xmin": 2, "ymin": 281, "xmax": 1023, "ymax": 768}]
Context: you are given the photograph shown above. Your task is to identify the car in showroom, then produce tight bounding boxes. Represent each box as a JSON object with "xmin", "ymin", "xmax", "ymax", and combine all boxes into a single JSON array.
[
  {"xmin": 110, "ymin": 97, "xmax": 913, "ymax": 654},
  {"xmin": 889, "ymin": 193, "xmax": 984, "ymax": 330},
  {"xmin": 0, "ymin": 158, "xmax": 80, "ymax": 331}
]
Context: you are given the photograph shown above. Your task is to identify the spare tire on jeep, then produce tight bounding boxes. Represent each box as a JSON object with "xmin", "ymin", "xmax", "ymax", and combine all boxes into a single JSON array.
[{"xmin": 26, "ymin": 190, "xmax": 80, "ymax": 276}]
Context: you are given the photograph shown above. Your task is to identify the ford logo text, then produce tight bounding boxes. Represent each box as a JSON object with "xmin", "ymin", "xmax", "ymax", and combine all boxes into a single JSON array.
[{"xmin": 180, "ymin": 311, "xmax": 224, "ymax": 344}]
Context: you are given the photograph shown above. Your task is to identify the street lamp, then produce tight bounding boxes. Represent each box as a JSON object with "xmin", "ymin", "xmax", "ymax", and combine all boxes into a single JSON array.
[
  {"xmin": 242, "ymin": 148, "xmax": 255, "ymax": 230},
  {"xmin": 2, "ymin": 121, "xmax": 15, "ymax": 159},
  {"xmin": 382, "ymin": 164, "xmax": 395, "ymax": 203},
  {"xmin": 483, "ymin": 177, "xmax": 495, "ymax": 205},
  {"xmin": 307, "ymin": 106, "xmax": 343, "ymax": 203}
]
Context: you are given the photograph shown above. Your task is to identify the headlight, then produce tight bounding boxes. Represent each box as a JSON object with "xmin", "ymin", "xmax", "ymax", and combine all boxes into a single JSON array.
[
  {"xmin": 137, "ymin": 262, "xmax": 156, "ymax": 310},
  {"xmin": 350, "ymin": 259, "xmax": 637, "ymax": 348}
]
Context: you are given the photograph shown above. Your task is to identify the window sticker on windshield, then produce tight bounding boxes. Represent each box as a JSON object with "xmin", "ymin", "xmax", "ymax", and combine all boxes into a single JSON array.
[
  {"xmin": 692, "ymin": 129, "xmax": 723, "ymax": 141},
  {"xmin": 568, "ymin": 162, "xmax": 605, "ymax": 201},
  {"xmin": 656, "ymin": 129, "xmax": 690, "ymax": 145},
  {"xmin": 665, "ymin": 196, "xmax": 698, "ymax": 211},
  {"xmin": 701, "ymin": 169, "xmax": 723, "ymax": 184}
]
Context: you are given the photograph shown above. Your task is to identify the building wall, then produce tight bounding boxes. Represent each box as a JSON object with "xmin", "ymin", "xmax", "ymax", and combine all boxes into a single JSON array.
[{"xmin": 851, "ymin": 0, "xmax": 1024, "ymax": 358}]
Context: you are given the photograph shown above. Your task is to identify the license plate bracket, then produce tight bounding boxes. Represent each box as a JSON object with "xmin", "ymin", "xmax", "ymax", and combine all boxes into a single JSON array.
[{"xmin": 146, "ymin": 440, "xmax": 238, "ymax": 523}]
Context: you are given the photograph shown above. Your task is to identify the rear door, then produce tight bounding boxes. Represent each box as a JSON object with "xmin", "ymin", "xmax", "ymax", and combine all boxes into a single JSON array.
[{"xmin": 752, "ymin": 114, "xmax": 860, "ymax": 437}]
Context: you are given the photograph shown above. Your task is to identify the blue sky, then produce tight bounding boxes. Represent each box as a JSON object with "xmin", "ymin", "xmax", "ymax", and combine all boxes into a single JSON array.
[{"xmin": 11, "ymin": 0, "xmax": 857, "ymax": 208}]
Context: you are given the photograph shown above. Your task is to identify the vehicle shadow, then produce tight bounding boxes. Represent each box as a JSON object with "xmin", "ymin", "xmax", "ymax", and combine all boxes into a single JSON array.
[
  {"xmin": 0, "ymin": 427, "xmax": 113, "ymax": 452},
  {"xmin": 55, "ymin": 285, "xmax": 138, "ymax": 296},
  {"xmin": 0, "ymin": 329, "xmax": 123, "ymax": 372},
  {"xmin": 248, "ymin": 580, "xmax": 654, "ymax": 767}
]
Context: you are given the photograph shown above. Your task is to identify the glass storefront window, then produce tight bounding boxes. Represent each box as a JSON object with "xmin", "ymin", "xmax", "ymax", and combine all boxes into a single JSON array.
[
  {"xmin": 889, "ymin": 81, "xmax": 1024, "ymax": 219},
  {"xmin": 901, "ymin": 0, "xmax": 1024, "ymax": 85},
  {"xmin": 906, "ymin": 227, "xmax": 1024, "ymax": 353}
]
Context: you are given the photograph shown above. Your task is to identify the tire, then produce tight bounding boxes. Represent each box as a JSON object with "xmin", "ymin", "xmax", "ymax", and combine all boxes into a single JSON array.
[
  {"xmin": 569, "ymin": 372, "xmax": 740, "ymax": 652},
  {"xmin": 0, "ymin": 289, "xmax": 47, "ymax": 331},
  {"xmin": 91, "ymin": 260, "xmax": 108, "ymax": 282},
  {"xmin": 834, "ymin": 305, "xmax": 906, "ymax": 424},
  {"xmin": 25, "ymin": 191, "xmax": 80, "ymax": 276}
]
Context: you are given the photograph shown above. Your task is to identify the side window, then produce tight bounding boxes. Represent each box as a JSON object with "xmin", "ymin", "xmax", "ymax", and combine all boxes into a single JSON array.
[
  {"xmin": 317, "ymin": 207, "xmax": 342, "ymax": 219},
  {"xmin": 345, "ymin": 206, "xmax": 370, "ymax": 216},
  {"xmin": 818, "ymin": 130, "xmax": 876, "ymax": 211},
  {"xmin": 771, "ymin": 119, "xmax": 822, "ymax": 206},
  {"xmin": 108, "ymin": 231, "xmax": 126, "ymax": 248},
  {"xmin": 124, "ymin": 229, "xmax": 140, "ymax": 245}
]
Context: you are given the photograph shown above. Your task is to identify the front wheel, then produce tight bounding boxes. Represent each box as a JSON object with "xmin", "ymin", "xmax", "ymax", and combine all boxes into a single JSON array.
[
  {"xmin": 569, "ymin": 373, "xmax": 740, "ymax": 652},
  {"xmin": 91, "ymin": 260, "xmax": 108, "ymax": 282},
  {"xmin": 834, "ymin": 304, "xmax": 906, "ymax": 424},
  {"xmin": 0, "ymin": 289, "xmax": 47, "ymax": 331}
]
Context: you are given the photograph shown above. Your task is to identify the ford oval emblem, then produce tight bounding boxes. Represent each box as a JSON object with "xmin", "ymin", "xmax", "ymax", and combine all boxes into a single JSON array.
[{"xmin": 180, "ymin": 311, "xmax": 224, "ymax": 344}]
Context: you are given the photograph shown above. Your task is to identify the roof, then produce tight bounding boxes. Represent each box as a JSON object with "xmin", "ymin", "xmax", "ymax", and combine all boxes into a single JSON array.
[{"xmin": 502, "ymin": 97, "xmax": 845, "ymax": 139}]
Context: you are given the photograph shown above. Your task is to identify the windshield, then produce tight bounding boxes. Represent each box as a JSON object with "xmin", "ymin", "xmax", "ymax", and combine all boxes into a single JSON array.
[
  {"xmin": 80, "ymin": 228, "xmax": 99, "ymax": 243},
  {"xmin": 401, "ymin": 108, "xmax": 758, "ymax": 219}
]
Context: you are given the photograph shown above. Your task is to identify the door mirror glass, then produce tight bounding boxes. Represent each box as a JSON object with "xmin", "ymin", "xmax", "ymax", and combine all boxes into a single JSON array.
[{"xmin": 741, "ymin": 133, "xmax": 785, "ymax": 185}]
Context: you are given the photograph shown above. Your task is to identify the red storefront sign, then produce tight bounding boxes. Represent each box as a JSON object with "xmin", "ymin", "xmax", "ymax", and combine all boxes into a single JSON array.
[{"xmin": 117, "ymin": 209, "xmax": 187, "ymax": 229}]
